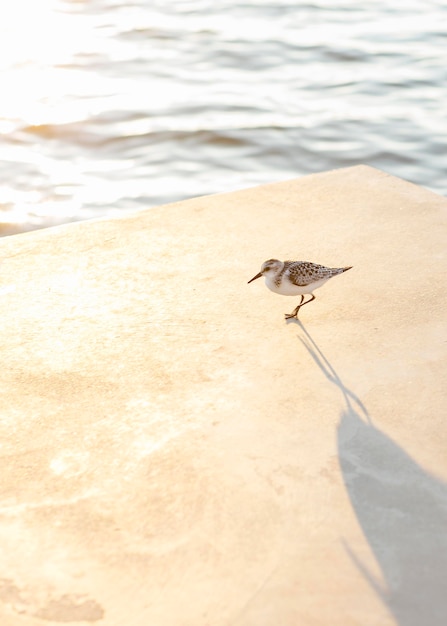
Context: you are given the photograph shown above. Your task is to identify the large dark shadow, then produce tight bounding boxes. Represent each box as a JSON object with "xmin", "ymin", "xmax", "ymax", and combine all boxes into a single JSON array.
[{"xmin": 293, "ymin": 319, "xmax": 447, "ymax": 625}]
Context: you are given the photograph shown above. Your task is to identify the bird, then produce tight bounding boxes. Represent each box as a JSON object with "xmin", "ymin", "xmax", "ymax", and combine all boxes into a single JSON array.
[{"xmin": 248, "ymin": 258, "xmax": 352, "ymax": 319}]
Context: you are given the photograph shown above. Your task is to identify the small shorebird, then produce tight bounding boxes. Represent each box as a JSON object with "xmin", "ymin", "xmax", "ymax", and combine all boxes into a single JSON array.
[{"xmin": 248, "ymin": 258, "xmax": 352, "ymax": 319}]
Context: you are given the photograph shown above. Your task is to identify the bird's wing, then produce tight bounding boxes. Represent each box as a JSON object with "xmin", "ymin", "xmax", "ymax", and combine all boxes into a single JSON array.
[{"xmin": 286, "ymin": 261, "xmax": 335, "ymax": 286}]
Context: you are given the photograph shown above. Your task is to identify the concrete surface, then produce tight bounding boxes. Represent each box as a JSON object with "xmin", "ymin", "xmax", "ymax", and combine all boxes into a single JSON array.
[{"xmin": 0, "ymin": 165, "xmax": 446, "ymax": 626}]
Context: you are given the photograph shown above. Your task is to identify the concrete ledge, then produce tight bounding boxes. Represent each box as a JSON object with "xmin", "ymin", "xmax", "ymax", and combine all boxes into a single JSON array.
[{"xmin": 0, "ymin": 166, "xmax": 446, "ymax": 625}]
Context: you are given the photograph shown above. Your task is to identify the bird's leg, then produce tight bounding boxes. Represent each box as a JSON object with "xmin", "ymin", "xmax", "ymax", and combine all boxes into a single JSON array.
[
  {"xmin": 285, "ymin": 295, "xmax": 304, "ymax": 319},
  {"xmin": 285, "ymin": 294, "xmax": 315, "ymax": 319},
  {"xmin": 296, "ymin": 294, "xmax": 316, "ymax": 315}
]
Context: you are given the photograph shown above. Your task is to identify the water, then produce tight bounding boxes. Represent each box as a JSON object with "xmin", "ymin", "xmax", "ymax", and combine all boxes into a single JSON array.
[{"xmin": 1, "ymin": 0, "xmax": 446, "ymax": 235}]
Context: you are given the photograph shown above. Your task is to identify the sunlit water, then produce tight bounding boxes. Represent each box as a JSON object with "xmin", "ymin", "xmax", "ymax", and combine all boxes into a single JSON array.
[{"xmin": 0, "ymin": 0, "xmax": 446, "ymax": 235}]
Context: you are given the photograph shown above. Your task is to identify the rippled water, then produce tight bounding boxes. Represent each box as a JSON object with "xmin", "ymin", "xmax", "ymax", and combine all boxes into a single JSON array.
[{"xmin": 0, "ymin": 0, "xmax": 446, "ymax": 235}]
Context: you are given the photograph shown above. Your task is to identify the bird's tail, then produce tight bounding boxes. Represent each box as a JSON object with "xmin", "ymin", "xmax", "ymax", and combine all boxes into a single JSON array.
[{"xmin": 342, "ymin": 266, "xmax": 353, "ymax": 272}]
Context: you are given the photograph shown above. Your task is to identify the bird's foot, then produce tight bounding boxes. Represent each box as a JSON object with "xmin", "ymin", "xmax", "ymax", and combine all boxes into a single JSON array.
[{"xmin": 285, "ymin": 312, "xmax": 298, "ymax": 320}]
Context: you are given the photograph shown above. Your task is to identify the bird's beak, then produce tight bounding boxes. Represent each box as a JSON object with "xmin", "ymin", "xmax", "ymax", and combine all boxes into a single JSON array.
[{"xmin": 247, "ymin": 272, "xmax": 262, "ymax": 284}]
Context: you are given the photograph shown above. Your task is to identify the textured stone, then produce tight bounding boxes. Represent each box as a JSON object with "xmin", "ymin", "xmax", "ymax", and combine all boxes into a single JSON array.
[{"xmin": 0, "ymin": 166, "xmax": 446, "ymax": 625}]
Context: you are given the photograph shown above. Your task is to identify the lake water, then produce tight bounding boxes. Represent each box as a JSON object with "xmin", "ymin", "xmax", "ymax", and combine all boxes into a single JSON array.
[{"xmin": 1, "ymin": 0, "xmax": 446, "ymax": 235}]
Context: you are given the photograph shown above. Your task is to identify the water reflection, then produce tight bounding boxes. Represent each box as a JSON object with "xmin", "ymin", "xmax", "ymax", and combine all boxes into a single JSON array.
[
  {"xmin": 1, "ymin": 1, "xmax": 447, "ymax": 233},
  {"xmin": 295, "ymin": 321, "xmax": 447, "ymax": 625}
]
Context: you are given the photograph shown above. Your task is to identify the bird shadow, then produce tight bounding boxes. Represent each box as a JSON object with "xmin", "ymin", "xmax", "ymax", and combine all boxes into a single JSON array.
[
  {"xmin": 287, "ymin": 317, "xmax": 370, "ymax": 423},
  {"xmin": 291, "ymin": 319, "xmax": 447, "ymax": 625}
]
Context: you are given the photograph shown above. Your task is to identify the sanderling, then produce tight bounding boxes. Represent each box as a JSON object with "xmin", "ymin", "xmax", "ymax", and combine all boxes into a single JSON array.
[{"xmin": 248, "ymin": 258, "xmax": 352, "ymax": 319}]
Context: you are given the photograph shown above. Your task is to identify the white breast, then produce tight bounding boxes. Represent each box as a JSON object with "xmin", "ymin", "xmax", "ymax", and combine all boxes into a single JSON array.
[{"xmin": 265, "ymin": 275, "xmax": 330, "ymax": 296}]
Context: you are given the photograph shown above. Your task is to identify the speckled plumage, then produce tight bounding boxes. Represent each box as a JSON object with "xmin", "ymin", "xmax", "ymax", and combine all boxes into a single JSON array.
[
  {"xmin": 277, "ymin": 260, "xmax": 346, "ymax": 288},
  {"xmin": 248, "ymin": 258, "xmax": 352, "ymax": 319}
]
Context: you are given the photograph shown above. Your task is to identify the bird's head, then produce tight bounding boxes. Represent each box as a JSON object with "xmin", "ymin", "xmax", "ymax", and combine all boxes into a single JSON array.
[{"xmin": 248, "ymin": 259, "xmax": 284, "ymax": 283}]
